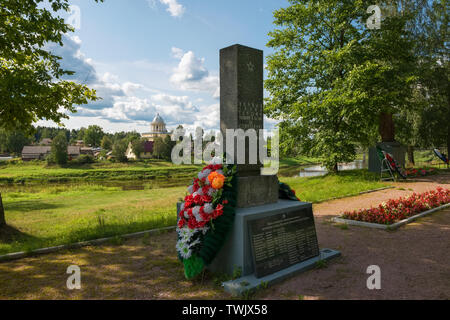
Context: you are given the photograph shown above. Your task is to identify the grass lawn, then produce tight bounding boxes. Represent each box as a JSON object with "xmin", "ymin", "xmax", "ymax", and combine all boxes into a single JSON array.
[
  {"xmin": 0, "ymin": 169, "xmax": 388, "ymax": 255},
  {"xmin": 0, "ymin": 160, "xmax": 201, "ymax": 184},
  {"xmin": 282, "ymin": 170, "xmax": 387, "ymax": 203}
]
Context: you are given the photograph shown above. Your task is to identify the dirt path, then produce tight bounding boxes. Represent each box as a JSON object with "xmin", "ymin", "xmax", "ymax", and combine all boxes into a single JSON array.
[{"xmin": 0, "ymin": 175, "xmax": 449, "ymax": 300}]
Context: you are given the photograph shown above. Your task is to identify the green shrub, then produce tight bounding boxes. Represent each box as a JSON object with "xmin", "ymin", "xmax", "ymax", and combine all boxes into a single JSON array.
[{"xmin": 76, "ymin": 154, "xmax": 95, "ymax": 164}]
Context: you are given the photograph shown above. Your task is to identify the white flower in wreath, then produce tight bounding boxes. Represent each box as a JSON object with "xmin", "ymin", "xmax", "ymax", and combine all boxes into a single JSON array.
[
  {"xmin": 207, "ymin": 188, "xmax": 217, "ymax": 197},
  {"xmin": 203, "ymin": 203, "xmax": 214, "ymax": 214},
  {"xmin": 177, "ymin": 227, "xmax": 196, "ymax": 242},
  {"xmin": 187, "ymin": 185, "xmax": 194, "ymax": 194},
  {"xmin": 192, "ymin": 206, "xmax": 203, "ymax": 222},
  {"xmin": 176, "ymin": 241, "xmax": 192, "ymax": 259},
  {"xmin": 215, "ymin": 169, "xmax": 224, "ymax": 176},
  {"xmin": 189, "ymin": 238, "xmax": 201, "ymax": 248},
  {"xmin": 200, "ymin": 226, "xmax": 210, "ymax": 235},
  {"xmin": 210, "ymin": 157, "xmax": 222, "ymax": 165},
  {"xmin": 198, "ymin": 169, "xmax": 211, "ymax": 180},
  {"xmin": 195, "ymin": 188, "xmax": 204, "ymax": 196},
  {"xmin": 180, "ymin": 203, "xmax": 185, "ymax": 212}
]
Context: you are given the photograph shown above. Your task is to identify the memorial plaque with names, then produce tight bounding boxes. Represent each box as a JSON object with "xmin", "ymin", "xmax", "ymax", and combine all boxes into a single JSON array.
[{"xmin": 249, "ymin": 207, "xmax": 320, "ymax": 278}]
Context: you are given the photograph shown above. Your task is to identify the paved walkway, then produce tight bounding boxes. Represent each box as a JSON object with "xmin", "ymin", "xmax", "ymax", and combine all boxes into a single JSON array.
[{"xmin": 0, "ymin": 175, "xmax": 449, "ymax": 300}]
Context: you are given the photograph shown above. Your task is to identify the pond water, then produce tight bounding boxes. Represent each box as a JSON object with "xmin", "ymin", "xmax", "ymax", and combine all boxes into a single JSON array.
[{"xmin": 298, "ymin": 160, "xmax": 367, "ymax": 178}]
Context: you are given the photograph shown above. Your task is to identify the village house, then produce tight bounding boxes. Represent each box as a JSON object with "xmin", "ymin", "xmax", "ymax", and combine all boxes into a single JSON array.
[
  {"xmin": 126, "ymin": 141, "xmax": 154, "ymax": 160},
  {"xmin": 21, "ymin": 146, "xmax": 51, "ymax": 161},
  {"xmin": 68, "ymin": 146, "xmax": 81, "ymax": 160},
  {"xmin": 21, "ymin": 146, "xmax": 82, "ymax": 161}
]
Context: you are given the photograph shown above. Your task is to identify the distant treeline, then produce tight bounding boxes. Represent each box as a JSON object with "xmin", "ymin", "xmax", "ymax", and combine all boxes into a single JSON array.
[{"xmin": 0, "ymin": 125, "xmax": 142, "ymax": 156}]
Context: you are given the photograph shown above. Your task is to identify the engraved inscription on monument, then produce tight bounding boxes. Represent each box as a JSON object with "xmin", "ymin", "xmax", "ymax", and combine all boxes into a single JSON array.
[
  {"xmin": 238, "ymin": 102, "xmax": 263, "ymax": 131},
  {"xmin": 249, "ymin": 208, "xmax": 320, "ymax": 278}
]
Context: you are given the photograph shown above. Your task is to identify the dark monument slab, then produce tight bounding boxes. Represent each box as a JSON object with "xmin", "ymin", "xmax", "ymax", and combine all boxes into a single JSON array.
[
  {"xmin": 220, "ymin": 44, "xmax": 278, "ymax": 208},
  {"xmin": 249, "ymin": 207, "xmax": 319, "ymax": 278}
]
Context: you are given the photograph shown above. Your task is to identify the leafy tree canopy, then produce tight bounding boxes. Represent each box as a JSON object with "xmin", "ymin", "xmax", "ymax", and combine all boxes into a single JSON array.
[
  {"xmin": 0, "ymin": 0, "xmax": 103, "ymax": 132},
  {"xmin": 265, "ymin": 0, "xmax": 419, "ymax": 170}
]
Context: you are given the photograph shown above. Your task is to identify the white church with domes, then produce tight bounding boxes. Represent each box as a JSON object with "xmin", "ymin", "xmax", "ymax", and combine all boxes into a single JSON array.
[
  {"xmin": 126, "ymin": 113, "xmax": 171, "ymax": 160},
  {"xmin": 142, "ymin": 113, "xmax": 170, "ymax": 141}
]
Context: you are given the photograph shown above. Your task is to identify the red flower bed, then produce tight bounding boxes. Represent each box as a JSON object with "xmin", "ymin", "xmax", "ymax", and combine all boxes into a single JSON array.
[
  {"xmin": 341, "ymin": 187, "xmax": 450, "ymax": 225},
  {"xmin": 405, "ymin": 167, "xmax": 436, "ymax": 178}
]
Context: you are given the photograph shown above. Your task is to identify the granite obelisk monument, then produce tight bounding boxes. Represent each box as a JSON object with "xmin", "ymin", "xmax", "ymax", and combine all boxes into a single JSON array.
[{"xmin": 208, "ymin": 44, "xmax": 340, "ymax": 296}]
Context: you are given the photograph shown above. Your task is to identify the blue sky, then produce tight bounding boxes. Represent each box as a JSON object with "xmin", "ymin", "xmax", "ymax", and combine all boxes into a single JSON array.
[{"xmin": 38, "ymin": 0, "xmax": 288, "ymax": 134}]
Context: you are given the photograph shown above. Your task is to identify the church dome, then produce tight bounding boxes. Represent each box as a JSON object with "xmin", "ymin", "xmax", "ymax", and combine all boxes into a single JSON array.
[{"xmin": 152, "ymin": 113, "xmax": 165, "ymax": 124}]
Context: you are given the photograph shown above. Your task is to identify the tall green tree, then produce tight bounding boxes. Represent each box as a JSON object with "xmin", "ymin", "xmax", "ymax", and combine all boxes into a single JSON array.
[
  {"xmin": 100, "ymin": 135, "xmax": 113, "ymax": 151},
  {"xmin": 0, "ymin": 0, "xmax": 101, "ymax": 131},
  {"xmin": 112, "ymin": 139, "xmax": 128, "ymax": 163},
  {"xmin": 51, "ymin": 131, "xmax": 68, "ymax": 165},
  {"xmin": 84, "ymin": 125, "xmax": 104, "ymax": 147},
  {"xmin": 265, "ymin": 0, "xmax": 418, "ymax": 171},
  {"xmin": 392, "ymin": 1, "xmax": 449, "ymax": 160},
  {"xmin": 153, "ymin": 136, "xmax": 174, "ymax": 161},
  {"xmin": 0, "ymin": 0, "xmax": 103, "ymax": 226},
  {"xmin": 0, "ymin": 129, "xmax": 30, "ymax": 155},
  {"xmin": 131, "ymin": 138, "xmax": 146, "ymax": 160}
]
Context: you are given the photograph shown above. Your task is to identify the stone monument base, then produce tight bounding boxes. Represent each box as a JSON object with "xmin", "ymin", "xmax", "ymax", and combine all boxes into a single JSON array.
[
  {"xmin": 222, "ymin": 249, "xmax": 340, "ymax": 296},
  {"xmin": 235, "ymin": 175, "xmax": 279, "ymax": 208},
  {"xmin": 369, "ymin": 141, "xmax": 406, "ymax": 173},
  {"xmin": 207, "ymin": 200, "xmax": 340, "ymax": 296}
]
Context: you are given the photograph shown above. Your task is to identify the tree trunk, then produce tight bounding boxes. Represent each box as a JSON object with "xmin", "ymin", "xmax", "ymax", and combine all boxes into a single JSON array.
[
  {"xmin": 333, "ymin": 162, "xmax": 339, "ymax": 173},
  {"xmin": 407, "ymin": 146, "xmax": 415, "ymax": 167},
  {"xmin": 447, "ymin": 122, "xmax": 450, "ymax": 163},
  {"xmin": 0, "ymin": 192, "xmax": 5, "ymax": 226},
  {"xmin": 379, "ymin": 112, "xmax": 395, "ymax": 142}
]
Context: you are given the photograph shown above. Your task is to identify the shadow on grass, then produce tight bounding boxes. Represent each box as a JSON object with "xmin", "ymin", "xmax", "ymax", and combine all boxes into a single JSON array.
[
  {"xmin": 0, "ymin": 224, "xmax": 38, "ymax": 244},
  {"xmin": 0, "ymin": 230, "xmax": 227, "ymax": 299},
  {"xmin": 4, "ymin": 200, "xmax": 64, "ymax": 212},
  {"xmin": 0, "ymin": 212, "xmax": 178, "ymax": 255}
]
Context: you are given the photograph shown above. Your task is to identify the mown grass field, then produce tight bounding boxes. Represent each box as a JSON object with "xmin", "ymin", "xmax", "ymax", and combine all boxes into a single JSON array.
[
  {"xmin": 0, "ymin": 169, "xmax": 388, "ymax": 255},
  {"xmin": 0, "ymin": 160, "xmax": 202, "ymax": 184}
]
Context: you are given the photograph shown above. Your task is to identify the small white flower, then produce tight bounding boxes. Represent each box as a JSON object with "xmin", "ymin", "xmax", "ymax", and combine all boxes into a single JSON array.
[
  {"xmin": 204, "ymin": 178, "xmax": 210, "ymax": 185},
  {"xmin": 177, "ymin": 242, "xmax": 192, "ymax": 259},
  {"xmin": 192, "ymin": 206, "xmax": 203, "ymax": 222},
  {"xmin": 180, "ymin": 203, "xmax": 185, "ymax": 211},
  {"xmin": 203, "ymin": 203, "xmax": 214, "ymax": 214},
  {"xmin": 210, "ymin": 157, "xmax": 223, "ymax": 165},
  {"xmin": 200, "ymin": 226, "xmax": 210, "ymax": 235},
  {"xmin": 187, "ymin": 185, "xmax": 194, "ymax": 194},
  {"xmin": 196, "ymin": 188, "xmax": 204, "ymax": 196},
  {"xmin": 189, "ymin": 238, "xmax": 201, "ymax": 248},
  {"xmin": 198, "ymin": 169, "xmax": 212, "ymax": 180},
  {"xmin": 208, "ymin": 188, "xmax": 217, "ymax": 197},
  {"xmin": 178, "ymin": 227, "xmax": 196, "ymax": 242},
  {"xmin": 215, "ymin": 169, "xmax": 224, "ymax": 176}
]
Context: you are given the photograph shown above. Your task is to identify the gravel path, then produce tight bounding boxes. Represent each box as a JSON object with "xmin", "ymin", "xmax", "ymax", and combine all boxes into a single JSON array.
[{"xmin": 0, "ymin": 174, "xmax": 449, "ymax": 300}]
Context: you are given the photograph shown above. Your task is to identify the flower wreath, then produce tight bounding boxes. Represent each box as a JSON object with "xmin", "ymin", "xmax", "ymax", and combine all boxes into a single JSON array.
[
  {"xmin": 176, "ymin": 159, "xmax": 301, "ymax": 280},
  {"xmin": 176, "ymin": 158, "xmax": 237, "ymax": 279}
]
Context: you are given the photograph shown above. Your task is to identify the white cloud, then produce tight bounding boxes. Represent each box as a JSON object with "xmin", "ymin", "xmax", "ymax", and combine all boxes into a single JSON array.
[
  {"xmin": 45, "ymin": 34, "xmax": 222, "ymax": 132},
  {"xmin": 170, "ymin": 48, "xmax": 219, "ymax": 99},
  {"xmin": 147, "ymin": 0, "xmax": 185, "ymax": 17},
  {"xmin": 171, "ymin": 47, "xmax": 184, "ymax": 59},
  {"xmin": 159, "ymin": 0, "xmax": 185, "ymax": 17}
]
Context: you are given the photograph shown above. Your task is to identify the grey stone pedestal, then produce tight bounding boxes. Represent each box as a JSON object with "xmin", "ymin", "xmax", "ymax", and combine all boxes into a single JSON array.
[
  {"xmin": 235, "ymin": 175, "xmax": 279, "ymax": 208},
  {"xmin": 207, "ymin": 200, "xmax": 341, "ymax": 296}
]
